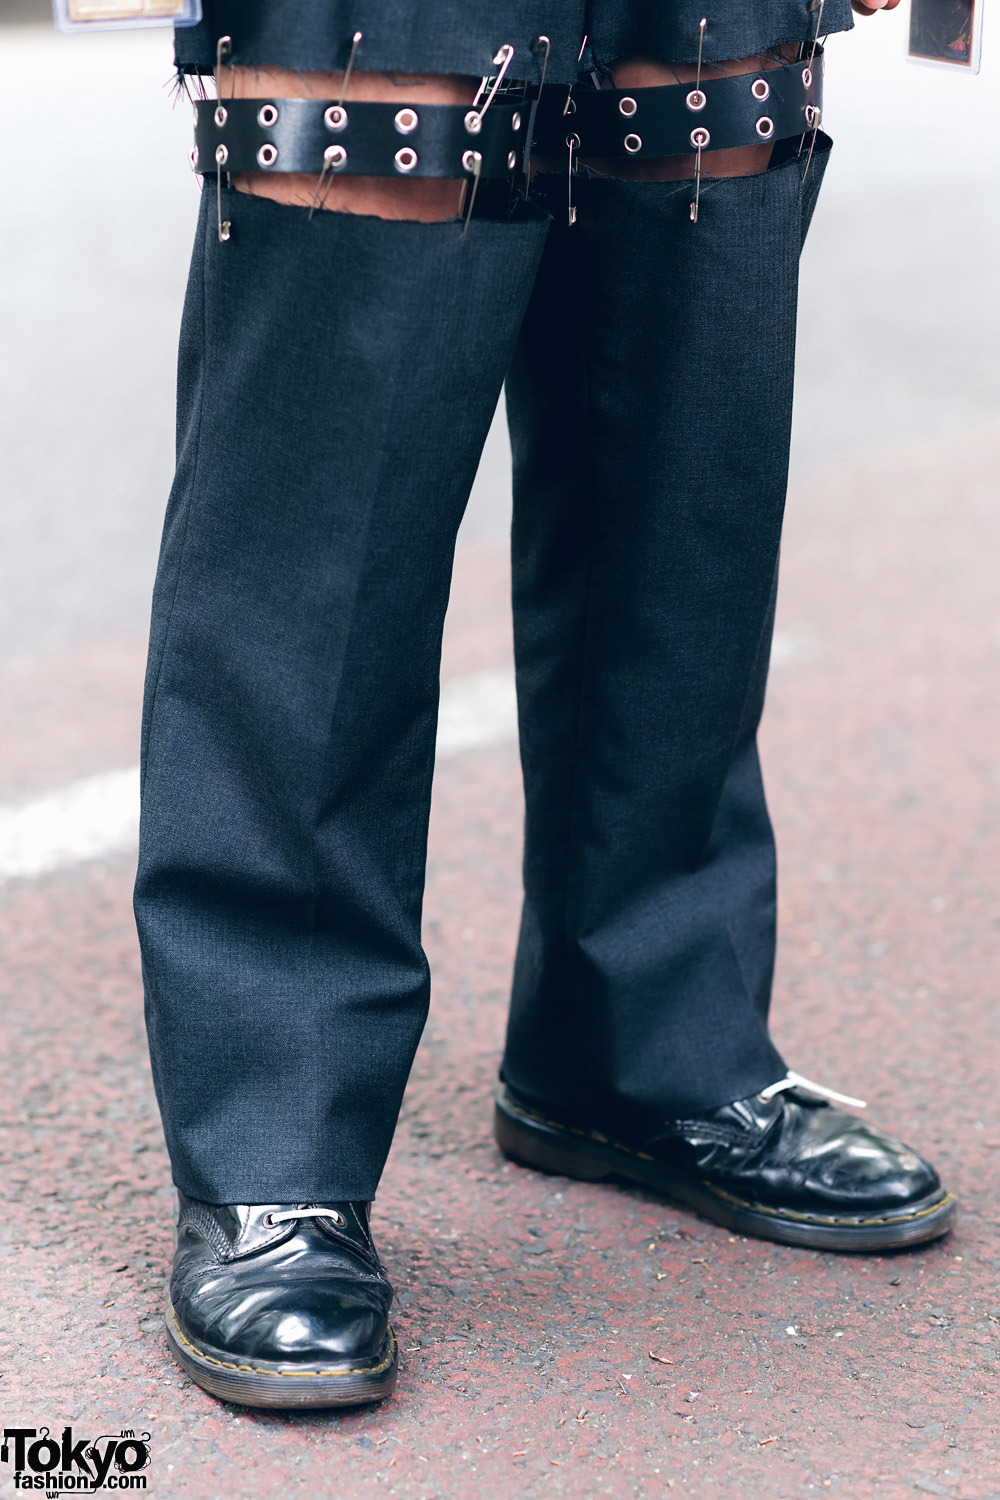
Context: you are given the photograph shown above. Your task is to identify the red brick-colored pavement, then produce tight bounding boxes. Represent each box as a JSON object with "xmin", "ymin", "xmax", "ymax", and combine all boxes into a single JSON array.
[{"xmin": 2, "ymin": 430, "xmax": 1000, "ymax": 1499}]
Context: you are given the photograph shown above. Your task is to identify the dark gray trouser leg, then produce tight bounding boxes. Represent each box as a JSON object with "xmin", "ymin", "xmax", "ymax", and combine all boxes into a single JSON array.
[
  {"xmin": 502, "ymin": 144, "xmax": 831, "ymax": 1134},
  {"xmin": 135, "ymin": 187, "xmax": 549, "ymax": 1204}
]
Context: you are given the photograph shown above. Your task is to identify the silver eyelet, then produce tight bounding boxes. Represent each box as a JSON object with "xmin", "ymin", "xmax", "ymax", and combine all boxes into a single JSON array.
[
  {"xmin": 751, "ymin": 78, "xmax": 770, "ymax": 102},
  {"xmin": 215, "ymin": 144, "xmax": 228, "ymax": 167},
  {"xmin": 257, "ymin": 143, "xmax": 278, "ymax": 167},
  {"xmin": 324, "ymin": 104, "xmax": 348, "ymax": 132},
  {"xmin": 257, "ymin": 103, "xmax": 279, "ymax": 127},
  {"xmin": 462, "ymin": 149, "xmax": 481, "ymax": 173},
  {"xmin": 331, "ymin": 1211, "xmax": 347, "ymax": 1227},
  {"xmin": 394, "ymin": 146, "xmax": 418, "ymax": 173},
  {"xmin": 564, "ymin": 96, "xmax": 577, "ymax": 116},
  {"xmin": 619, "ymin": 96, "xmax": 638, "ymax": 118},
  {"xmin": 214, "ymin": 104, "xmax": 227, "ymax": 127},
  {"xmin": 394, "ymin": 108, "xmax": 418, "ymax": 134},
  {"xmin": 189, "ymin": 148, "xmax": 199, "ymax": 171},
  {"xmin": 512, "ymin": 111, "xmax": 522, "ymax": 132},
  {"xmin": 755, "ymin": 116, "xmax": 774, "ymax": 140},
  {"xmin": 323, "ymin": 143, "xmax": 347, "ymax": 171},
  {"xmin": 690, "ymin": 127, "xmax": 710, "ymax": 149},
  {"xmin": 802, "ymin": 67, "xmax": 813, "ymax": 89},
  {"xmin": 804, "ymin": 104, "xmax": 821, "ymax": 128},
  {"xmin": 685, "ymin": 89, "xmax": 706, "ymax": 112},
  {"xmin": 623, "ymin": 133, "xmax": 642, "ymax": 154},
  {"xmin": 464, "ymin": 110, "xmax": 483, "ymax": 135},
  {"xmin": 508, "ymin": 150, "xmax": 517, "ymax": 169},
  {"xmin": 262, "ymin": 1211, "xmax": 276, "ymax": 1227}
]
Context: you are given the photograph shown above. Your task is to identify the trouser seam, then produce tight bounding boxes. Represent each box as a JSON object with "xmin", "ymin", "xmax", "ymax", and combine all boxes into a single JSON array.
[
  {"xmin": 561, "ymin": 296, "xmax": 601, "ymax": 952},
  {"xmin": 139, "ymin": 205, "xmax": 210, "ymax": 801}
]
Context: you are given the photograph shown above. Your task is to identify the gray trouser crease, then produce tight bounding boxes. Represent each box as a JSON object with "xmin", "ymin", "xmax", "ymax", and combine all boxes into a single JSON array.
[
  {"xmin": 136, "ymin": 191, "xmax": 549, "ymax": 1203},
  {"xmin": 136, "ymin": 140, "xmax": 830, "ymax": 1203},
  {"xmin": 503, "ymin": 150, "xmax": 828, "ymax": 1134}
]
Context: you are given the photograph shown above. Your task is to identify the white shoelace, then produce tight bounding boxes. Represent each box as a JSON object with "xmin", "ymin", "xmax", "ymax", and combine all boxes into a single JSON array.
[
  {"xmin": 758, "ymin": 1070, "xmax": 867, "ymax": 1109},
  {"xmin": 262, "ymin": 1207, "xmax": 348, "ymax": 1228}
]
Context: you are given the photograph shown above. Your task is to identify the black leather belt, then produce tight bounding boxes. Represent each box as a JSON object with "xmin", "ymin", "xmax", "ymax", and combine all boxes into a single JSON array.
[
  {"xmin": 194, "ymin": 52, "xmax": 822, "ymax": 182},
  {"xmin": 534, "ymin": 53, "xmax": 823, "ymax": 160},
  {"xmin": 194, "ymin": 97, "xmax": 528, "ymax": 180}
]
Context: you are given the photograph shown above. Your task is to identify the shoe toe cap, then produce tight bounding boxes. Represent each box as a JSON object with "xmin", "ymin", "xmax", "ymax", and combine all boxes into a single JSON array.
[
  {"xmin": 186, "ymin": 1279, "xmax": 390, "ymax": 1364},
  {"xmin": 803, "ymin": 1122, "xmax": 941, "ymax": 1210}
]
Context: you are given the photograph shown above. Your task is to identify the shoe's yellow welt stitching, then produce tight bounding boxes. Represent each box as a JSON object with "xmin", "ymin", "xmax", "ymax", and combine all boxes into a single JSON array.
[
  {"xmin": 167, "ymin": 1307, "xmax": 397, "ymax": 1379},
  {"xmin": 500, "ymin": 1089, "xmax": 955, "ymax": 1230}
]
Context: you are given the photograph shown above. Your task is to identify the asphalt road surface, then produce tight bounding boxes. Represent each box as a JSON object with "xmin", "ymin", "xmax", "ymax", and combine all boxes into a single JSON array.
[{"xmin": 2, "ymin": 13, "xmax": 1000, "ymax": 1500}]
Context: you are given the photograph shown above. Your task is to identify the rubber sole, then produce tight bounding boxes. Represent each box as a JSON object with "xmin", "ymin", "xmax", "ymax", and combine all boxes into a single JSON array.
[
  {"xmin": 494, "ymin": 1087, "xmax": 959, "ymax": 1252},
  {"xmin": 165, "ymin": 1305, "xmax": 398, "ymax": 1408}
]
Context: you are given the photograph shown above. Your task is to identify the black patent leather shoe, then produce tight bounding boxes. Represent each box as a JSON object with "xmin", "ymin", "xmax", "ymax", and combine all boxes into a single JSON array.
[
  {"xmin": 165, "ymin": 1196, "xmax": 397, "ymax": 1407},
  {"xmin": 495, "ymin": 1077, "xmax": 958, "ymax": 1252}
]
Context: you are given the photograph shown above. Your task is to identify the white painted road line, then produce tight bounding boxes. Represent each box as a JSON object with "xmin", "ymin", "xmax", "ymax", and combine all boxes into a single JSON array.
[
  {"xmin": 0, "ymin": 669, "xmax": 518, "ymax": 883},
  {"xmin": 0, "ymin": 765, "xmax": 140, "ymax": 882},
  {"xmin": 0, "ymin": 638, "xmax": 809, "ymax": 883},
  {"xmin": 435, "ymin": 667, "xmax": 517, "ymax": 758}
]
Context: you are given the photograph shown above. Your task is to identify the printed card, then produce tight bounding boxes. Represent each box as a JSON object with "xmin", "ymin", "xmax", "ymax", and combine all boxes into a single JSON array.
[
  {"xmin": 53, "ymin": 0, "xmax": 202, "ymax": 31},
  {"xmin": 908, "ymin": 0, "xmax": 983, "ymax": 72}
]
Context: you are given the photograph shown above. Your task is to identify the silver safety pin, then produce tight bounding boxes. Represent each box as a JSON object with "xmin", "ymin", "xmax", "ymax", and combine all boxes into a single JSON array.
[
  {"xmin": 806, "ymin": 0, "xmax": 825, "ymax": 76},
  {"xmin": 799, "ymin": 0, "xmax": 824, "ymax": 177},
  {"xmin": 688, "ymin": 20, "xmax": 708, "ymax": 222},
  {"xmin": 308, "ymin": 32, "xmax": 362, "ymax": 220},
  {"xmin": 694, "ymin": 17, "xmax": 707, "ymax": 96},
  {"xmin": 467, "ymin": 44, "xmax": 515, "ymax": 131},
  {"xmin": 214, "ymin": 33, "xmax": 232, "ymax": 103},
  {"xmin": 309, "ymin": 144, "xmax": 348, "ymax": 219},
  {"xmin": 801, "ymin": 103, "xmax": 822, "ymax": 181},
  {"xmin": 522, "ymin": 33, "xmax": 550, "ymax": 179},
  {"xmin": 689, "ymin": 128, "xmax": 708, "ymax": 222},
  {"xmin": 213, "ymin": 36, "xmax": 233, "ymax": 243},
  {"xmin": 461, "ymin": 149, "xmax": 483, "ymax": 234},
  {"xmin": 566, "ymin": 132, "xmax": 579, "ymax": 225},
  {"xmin": 215, "ymin": 143, "xmax": 230, "ymax": 242},
  {"xmin": 562, "ymin": 33, "xmax": 588, "ymax": 117},
  {"xmin": 338, "ymin": 31, "xmax": 363, "ymax": 110}
]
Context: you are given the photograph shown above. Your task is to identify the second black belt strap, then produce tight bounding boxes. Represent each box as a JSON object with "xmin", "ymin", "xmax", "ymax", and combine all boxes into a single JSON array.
[{"xmin": 533, "ymin": 54, "xmax": 824, "ymax": 160}]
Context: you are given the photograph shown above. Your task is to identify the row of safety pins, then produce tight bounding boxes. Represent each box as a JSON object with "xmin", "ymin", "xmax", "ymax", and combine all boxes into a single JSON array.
[
  {"xmin": 458, "ymin": 41, "xmax": 516, "ymax": 233},
  {"xmin": 307, "ymin": 30, "xmax": 520, "ymax": 229},
  {"xmin": 207, "ymin": 14, "xmax": 824, "ymax": 246},
  {"xmin": 690, "ymin": 3, "xmax": 825, "ymax": 223},
  {"xmin": 554, "ymin": 9, "xmax": 824, "ymax": 230},
  {"xmin": 210, "ymin": 32, "xmax": 519, "ymax": 241}
]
